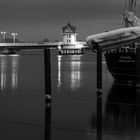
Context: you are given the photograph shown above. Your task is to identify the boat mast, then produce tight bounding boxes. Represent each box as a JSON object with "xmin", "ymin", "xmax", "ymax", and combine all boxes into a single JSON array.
[
  {"xmin": 124, "ymin": 0, "xmax": 136, "ymax": 11},
  {"xmin": 128, "ymin": 0, "xmax": 136, "ymax": 11}
]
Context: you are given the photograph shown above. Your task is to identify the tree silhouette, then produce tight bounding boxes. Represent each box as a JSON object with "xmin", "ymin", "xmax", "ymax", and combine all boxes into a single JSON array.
[{"xmin": 43, "ymin": 38, "xmax": 49, "ymax": 42}]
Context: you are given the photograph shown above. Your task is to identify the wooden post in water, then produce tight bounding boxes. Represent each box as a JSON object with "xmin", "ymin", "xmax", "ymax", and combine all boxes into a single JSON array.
[
  {"xmin": 44, "ymin": 48, "xmax": 52, "ymax": 140},
  {"xmin": 96, "ymin": 46, "xmax": 102, "ymax": 140}
]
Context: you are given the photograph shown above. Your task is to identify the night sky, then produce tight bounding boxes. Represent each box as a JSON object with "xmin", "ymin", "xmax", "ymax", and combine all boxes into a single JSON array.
[{"xmin": 0, "ymin": 0, "xmax": 127, "ymax": 42}]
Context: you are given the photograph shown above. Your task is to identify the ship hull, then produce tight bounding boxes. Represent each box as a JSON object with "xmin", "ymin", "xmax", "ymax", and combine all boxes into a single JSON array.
[{"xmin": 104, "ymin": 48, "xmax": 140, "ymax": 83}]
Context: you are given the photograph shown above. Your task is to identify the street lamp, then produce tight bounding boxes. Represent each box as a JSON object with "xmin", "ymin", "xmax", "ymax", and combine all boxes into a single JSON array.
[
  {"xmin": 1, "ymin": 31, "xmax": 7, "ymax": 43},
  {"xmin": 11, "ymin": 33, "xmax": 18, "ymax": 43}
]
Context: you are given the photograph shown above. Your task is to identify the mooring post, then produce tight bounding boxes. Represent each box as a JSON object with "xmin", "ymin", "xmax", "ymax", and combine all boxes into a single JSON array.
[
  {"xmin": 96, "ymin": 46, "xmax": 102, "ymax": 140},
  {"xmin": 44, "ymin": 48, "xmax": 52, "ymax": 140}
]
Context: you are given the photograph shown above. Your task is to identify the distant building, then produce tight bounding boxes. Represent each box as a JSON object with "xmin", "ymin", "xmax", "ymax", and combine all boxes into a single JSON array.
[
  {"xmin": 62, "ymin": 22, "xmax": 77, "ymax": 45},
  {"xmin": 58, "ymin": 22, "xmax": 85, "ymax": 55}
]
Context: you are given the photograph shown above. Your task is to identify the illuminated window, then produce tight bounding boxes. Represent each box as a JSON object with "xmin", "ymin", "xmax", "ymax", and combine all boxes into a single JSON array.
[{"xmin": 67, "ymin": 34, "xmax": 71, "ymax": 38}]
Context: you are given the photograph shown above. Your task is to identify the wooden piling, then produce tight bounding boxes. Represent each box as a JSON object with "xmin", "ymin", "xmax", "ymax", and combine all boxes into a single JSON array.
[
  {"xmin": 96, "ymin": 47, "xmax": 102, "ymax": 140},
  {"xmin": 44, "ymin": 48, "xmax": 52, "ymax": 140}
]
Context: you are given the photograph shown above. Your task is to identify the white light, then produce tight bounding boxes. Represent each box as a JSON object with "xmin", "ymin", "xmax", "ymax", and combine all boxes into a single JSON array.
[
  {"xmin": 1, "ymin": 31, "xmax": 7, "ymax": 43},
  {"xmin": 58, "ymin": 45, "xmax": 61, "ymax": 50},
  {"xmin": 11, "ymin": 32, "xmax": 18, "ymax": 43},
  {"xmin": 1, "ymin": 31, "xmax": 7, "ymax": 34}
]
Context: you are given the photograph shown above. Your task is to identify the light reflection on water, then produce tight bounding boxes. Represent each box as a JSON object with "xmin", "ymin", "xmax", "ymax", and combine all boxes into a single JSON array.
[
  {"xmin": 11, "ymin": 55, "xmax": 19, "ymax": 89},
  {"xmin": 0, "ymin": 51, "xmax": 140, "ymax": 140},
  {"xmin": 0, "ymin": 54, "xmax": 19, "ymax": 92},
  {"xmin": 70, "ymin": 56, "xmax": 81, "ymax": 90},
  {"xmin": 57, "ymin": 55, "xmax": 81, "ymax": 91},
  {"xmin": 54, "ymin": 51, "xmax": 140, "ymax": 139},
  {"xmin": 0, "ymin": 56, "xmax": 7, "ymax": 90},
  {"xmin": 57, "ymin": 55, "xmax": 62, "ymax": 88},
  {"xmin": 0, "ymin": 53, "xmax": 44, "ymax": 140}
]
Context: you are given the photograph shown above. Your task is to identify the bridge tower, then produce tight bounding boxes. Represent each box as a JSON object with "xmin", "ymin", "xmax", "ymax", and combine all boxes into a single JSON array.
[
  {"xmin": 62, "ymin": 22, "xmax": 77, "ymax": 45},
  {"xmin": 59, "ymin": 22, "xmax": 84, "ymax": 55}
]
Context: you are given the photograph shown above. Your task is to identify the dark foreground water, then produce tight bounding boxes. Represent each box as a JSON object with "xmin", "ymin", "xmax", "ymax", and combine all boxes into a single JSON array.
[{"xmin": 0, "ymin": 49, "xmax": 140, "ymax": 140}]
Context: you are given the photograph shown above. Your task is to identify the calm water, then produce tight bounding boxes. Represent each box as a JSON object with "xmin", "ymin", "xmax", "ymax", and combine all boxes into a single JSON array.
[{"xmin": 0, "ymin": 50, "xmax": 140, "ymax": 140}]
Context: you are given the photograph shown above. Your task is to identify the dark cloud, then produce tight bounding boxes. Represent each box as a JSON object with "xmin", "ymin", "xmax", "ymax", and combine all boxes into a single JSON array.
[
  {"xmin": 0, "ymin": 0, "xmax": 126, "ymax": 41},
  {"xmin": 0, "ymin": 0, "xmax": 124, "ymax": 21}
]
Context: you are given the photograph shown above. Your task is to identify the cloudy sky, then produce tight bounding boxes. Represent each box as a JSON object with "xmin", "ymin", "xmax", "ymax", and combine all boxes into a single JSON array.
[{"xmin": 0, "ymin": 0, "xmax": 128, "ymax": 41}]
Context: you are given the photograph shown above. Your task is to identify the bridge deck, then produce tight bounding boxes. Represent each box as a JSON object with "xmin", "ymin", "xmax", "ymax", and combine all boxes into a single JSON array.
[
  {"xmin": 0, "ymin": 42, "xmax": 62, "ymax": 49},
  {"xmin": 0, "ymin": 41, "xmax": 88, "ymax": 50}
]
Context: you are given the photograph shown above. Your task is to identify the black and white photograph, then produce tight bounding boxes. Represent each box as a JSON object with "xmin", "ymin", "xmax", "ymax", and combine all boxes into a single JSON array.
[{"xmin": 0, "ymin": 0, "xmax": 140, "ymax": 140}]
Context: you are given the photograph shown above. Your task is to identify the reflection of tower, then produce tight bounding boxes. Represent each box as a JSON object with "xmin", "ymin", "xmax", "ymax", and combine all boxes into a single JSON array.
[
  {"xmin": 70, "ymin": 55, "xmax": 81, "ymax": 90},
  {"xmin": 11, "ymin": 55, "xmax": 18, "ymax": 89},
  {"xmin": 57, "ymin": 55, "xmax": 62, "ymax": 88},
  {"xmin": 57, "ymin": 55, "xmax": 81, "ymax": 90}
]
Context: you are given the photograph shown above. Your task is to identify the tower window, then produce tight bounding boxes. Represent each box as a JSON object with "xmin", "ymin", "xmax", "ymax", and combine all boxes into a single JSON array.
[
  {"xmin": 67, "ymin": 34, "xmax": 71, "ymax": 38},
  {"xmin": 67, "ymin": 39, "xmax": 71, "ymax": 43}
]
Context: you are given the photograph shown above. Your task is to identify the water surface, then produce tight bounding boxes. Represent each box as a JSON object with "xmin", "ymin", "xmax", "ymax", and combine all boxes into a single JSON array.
[{"xmin": 0, "ymin": 50, "xmax": 139, "ymax": 140}]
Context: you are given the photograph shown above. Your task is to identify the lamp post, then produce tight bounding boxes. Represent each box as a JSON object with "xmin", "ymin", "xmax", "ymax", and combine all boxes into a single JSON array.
[
  {"xmin": 1, "ymin": 31, "xmax": 7, "ymax": 43},
  {"xmin": 11, "ymin": 33, "xmax": 18, "ymax": 43}
]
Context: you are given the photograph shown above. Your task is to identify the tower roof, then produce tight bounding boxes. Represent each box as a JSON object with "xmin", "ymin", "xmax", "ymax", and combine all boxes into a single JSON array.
[{"xmin": 62, "ymin": 22, "xmax": 77, "ymax": 33}]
